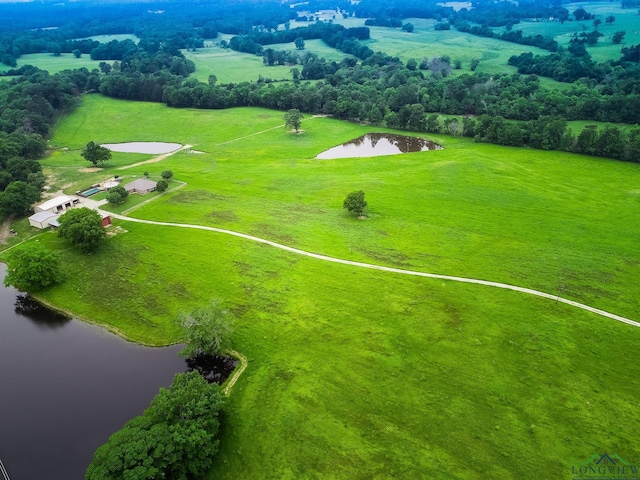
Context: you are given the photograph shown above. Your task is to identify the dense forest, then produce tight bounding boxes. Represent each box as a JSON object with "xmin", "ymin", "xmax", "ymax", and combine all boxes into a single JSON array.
[{"xmin": 1, "ymin": 0, "xmax": 640, "ymax": 216}]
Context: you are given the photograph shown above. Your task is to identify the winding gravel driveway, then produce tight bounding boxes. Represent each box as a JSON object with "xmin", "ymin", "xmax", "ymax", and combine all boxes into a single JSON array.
[{"xmin": 103, "ymin": 211, "xmax": 640, "ymax": 329}]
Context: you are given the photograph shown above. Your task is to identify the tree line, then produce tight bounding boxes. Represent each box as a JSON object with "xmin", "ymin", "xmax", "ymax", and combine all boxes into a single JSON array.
[{"xmin": 0, "ymin": 68, "xmax": 81, "ymax": 216}]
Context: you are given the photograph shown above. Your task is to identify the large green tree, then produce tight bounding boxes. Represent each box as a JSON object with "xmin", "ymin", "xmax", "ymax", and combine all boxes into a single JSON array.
[
  {"xmin": 86, "ymin": 371, "xmax": 225, "ymax": 480},
  {"xmin": 179, "ymin": 299, "xmax": 235, "ymax": 358},
  {"xmin": 57, "ymin": 207, "xmax": 106, "ymax": 253},
  {"xmin": 81, "ymin": 141, "xmax": 112, "ymax": 167},
  {"xmin": 0, "ymin": 181, "xmax": 41, "ymax": 216},
  {"xmin": 4, "ymin": 244, "xmax": 63, "ymax": 291},
  {"xmin": 283, "ymin": 109, "xmax": 303, "ymax": 133}
]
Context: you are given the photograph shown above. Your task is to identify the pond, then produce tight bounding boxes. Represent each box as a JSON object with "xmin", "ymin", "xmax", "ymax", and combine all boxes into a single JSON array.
[
  {"xmin": 0, "ymin": 264, "xmax": 186, "ymax": 479},
  {"xmin": 100, "ymin": 142, "xmax": 182, "ymax": 154},
  {"xmin": 316, "ymin": 133, "xmax": 442, "ymax": 159}
]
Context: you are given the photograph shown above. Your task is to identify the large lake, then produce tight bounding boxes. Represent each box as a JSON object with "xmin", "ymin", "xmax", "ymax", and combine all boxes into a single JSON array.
[{"xmin": 0, "ymin": 264, "xmax": 187, "ymax": 479}]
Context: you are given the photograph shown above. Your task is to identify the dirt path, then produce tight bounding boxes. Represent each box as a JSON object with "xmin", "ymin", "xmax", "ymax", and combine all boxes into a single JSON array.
[
  {"xmin": 0, "ymin": 215, "xmax": 14, "ymax": 244},
  {"xmin": 118, "ymin": 144, "xmax": 194, "ymax": 170},
  {"xmin": 102, "ymin": 211, "xmax": 640, "ymax": 329},
  {"xmin": 215, "ymin": 115, "xmax": 319, "ymax": 146},
  {"xmin": 223, "ymin": 350, "xmax": 248, "ymax": 396}
]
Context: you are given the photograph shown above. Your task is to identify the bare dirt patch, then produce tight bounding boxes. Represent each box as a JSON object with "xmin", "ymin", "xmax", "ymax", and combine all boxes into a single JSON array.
[
  {"xmin": 0, "ymin": 215, "xmax": 14, "ymax": 244},
  {"xmin": 79, "ymin": 167, "xmax": 103, "ymax": 173}
]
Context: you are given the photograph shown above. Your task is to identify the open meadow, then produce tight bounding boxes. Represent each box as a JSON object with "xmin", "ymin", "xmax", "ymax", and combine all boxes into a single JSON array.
[
  {"xmin": 20, "ymin": 94, "xmax": 640, "ymax": 477},
  {"xmin": 184, "ymin": 38, "xmax": 352, "ymax": 84},
  {"xmin": 0, "ymin": 53, "xmax": 104, "ymax": 75},
  {"xmin": 509, "ymin": 2, "xmax": 640, "ymax": 63}
]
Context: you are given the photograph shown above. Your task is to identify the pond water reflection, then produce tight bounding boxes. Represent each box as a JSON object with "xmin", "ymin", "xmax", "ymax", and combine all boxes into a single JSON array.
[
  {"xmin": 101, "ymin": 141, "xmax": 182, "ymax": 154},
  {"xmin": 0, "ymin": 264, "xmax": 187, "ymax": 480},
  {"xmin": 316, "ymin": 133, "xmax": 442, "ymax": 159}
]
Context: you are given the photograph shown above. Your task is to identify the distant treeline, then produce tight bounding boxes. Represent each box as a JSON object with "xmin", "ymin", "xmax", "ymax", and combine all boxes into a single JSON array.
[
  {"xmin": 354, "ymin": 0, "xmax": 570, "ymax": 27},
  {"xmin": 509, "ymin": 44, "xmax": 640, "ymax": 84},
  {"xmin": 454, "ymin": 22, "xmax": 559, "ymax": 51},
  {"xmin": 0, "ymin": 0, "xmax": 302, "ymax": 67}
]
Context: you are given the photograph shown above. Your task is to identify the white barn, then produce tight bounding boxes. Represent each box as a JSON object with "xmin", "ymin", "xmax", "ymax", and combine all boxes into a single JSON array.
[
  {"xmin": 28, "ymin": 211, "xmax": 58, "ymax": 229},
  {"xmin": 34, "ymin": 195, "xmax": 76, "ymax": 214}
]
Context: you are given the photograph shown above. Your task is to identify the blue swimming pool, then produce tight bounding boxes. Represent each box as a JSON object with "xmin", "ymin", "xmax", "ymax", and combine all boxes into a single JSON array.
[{"xmin": 81, "ymin": 187, "xmax": 101, "ymax": 197}]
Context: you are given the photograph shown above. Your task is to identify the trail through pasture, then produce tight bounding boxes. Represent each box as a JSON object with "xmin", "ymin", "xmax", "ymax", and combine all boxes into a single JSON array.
[{"xmin": 103, "ymin": 211, "xmax": 640, "ymax": 330}]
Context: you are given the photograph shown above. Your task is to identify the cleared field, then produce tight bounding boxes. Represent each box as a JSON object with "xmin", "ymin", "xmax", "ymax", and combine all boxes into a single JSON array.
[
  {"xmin": 26, "ymin": 94, "xmax": 640, "ymax": 477},
  {"xmin": 185, "ymin": 38, "xmax": 351, "ymax": 84},
  {"xmin": 184, "ymin": 45, "xmax": 293, "ymax": 83},
  {"xmin": 504, "ymin": 2, "xmax": 640, "ymax": 63},
  {"xmin": 327, "ymin": 17, "xmax": 551, "ymax": 75},
  {"xmin": 0, "ymin": 53, "xmax": 103, "ymax": 74},
  {"xmin": 73, "ymin": 34, "xmax": 138, "ymax": 43}
]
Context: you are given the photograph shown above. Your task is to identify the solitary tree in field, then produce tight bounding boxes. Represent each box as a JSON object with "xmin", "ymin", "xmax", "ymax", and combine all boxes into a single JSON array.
[
  {"xmin": 284, "ymin": 109, "xmax": 303, "ymax": 133},
  {"xmin": 161, "ymin": 169, "xmax": 173, "ymax": 180},
  {"xmin": 179, "ymin": 299, "xmax": 235, "ymax": 358},
  {"xmin": 294, "ymin": 36, "xmax": 305, "ymax": 50},
  {"xmin": 4, "ymin": 244, "xmax": 63, "ymax": 291},
  {"xmin": 72, "ymin": 49, "xmax": 81, "ymax": 58},
  {"xmin": 343, "ymin": 190, "xmax": 367, "ymax": 217},
  {"xmin": 81, "ymin": 141, "xmax": 111, "ymax": 167}
]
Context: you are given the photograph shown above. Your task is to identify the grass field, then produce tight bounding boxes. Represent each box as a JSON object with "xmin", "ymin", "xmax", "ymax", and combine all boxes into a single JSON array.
[
  {"xmin": 501, "ymin": 2, "xmax": 640, "ymax": 63},
  {"xmin": 184, "ymin": 38, "xmax": 351, "ymax": 84},
  {"xmin": 73, "ymin": 34, "xmax": 139, "ymax": 43},
  {"xmin": 13, "ymin": 94, "xmax": 639, "ymax": 478},
  {"xmin": 0, "ymin": 53, "xmax": 103, "ymax": 75}
]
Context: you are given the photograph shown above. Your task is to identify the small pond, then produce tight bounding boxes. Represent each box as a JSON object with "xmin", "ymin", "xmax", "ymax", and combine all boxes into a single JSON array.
[
  {"xmin": 0, "ymin": 264, "xmax": 234, "ymax": 479},
  {"xmin": 101, "ymin": 142, "xmax": 182, "ymax": 154},
  {"xmin": 316, "ymin": 133, "xmax": 442, "ymax": 160}
]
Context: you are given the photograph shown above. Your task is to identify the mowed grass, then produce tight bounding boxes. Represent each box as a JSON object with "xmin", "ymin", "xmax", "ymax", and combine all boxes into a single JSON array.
[
  {"xmin": 33, "ymin": 95, "xmax": 640, "ymax": 478},
  {"xmin": 0, "ymin": 53, "xmax": 103, "ymax": 74}
]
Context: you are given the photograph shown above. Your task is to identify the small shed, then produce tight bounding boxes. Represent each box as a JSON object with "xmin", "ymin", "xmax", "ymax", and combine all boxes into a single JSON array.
[
  {"xmin": 101, "ymin": 213, "xmax": 112, "ymax": 227},
  {"xmin": 29, "ymin": 211, "xmax": 58, "ymax": 229},
  {"xmin": 124, "ymin": 178, "xmax": 157, "ymax": 194},
  {"xmin": 34, "ymin": 195, "xmax": 74, "ymax": 214}
]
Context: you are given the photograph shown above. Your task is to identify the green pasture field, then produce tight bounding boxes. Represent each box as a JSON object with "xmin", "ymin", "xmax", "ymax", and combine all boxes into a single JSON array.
[
  {"xmin": 0, "ymin": 53, "xmax": 103, "ymax": 75},
  {"xmin": 184, "ymin": 45, "xmax": 293, "ymax": 83},
  {"xmin": 184, "ymin": 39, "xmax": 351, "ymax": 84},
  {"xmin": 328, "ymin": 17, "xmax": 546, "ymax": 73},
  {"xmin": 502, "ymin": 2, "xmax": 640, "ymax": 63},
  {"xmin": 24, "ymin": 94, "xmax": 640, "ymax": 478},
  {"xmin": 73, "ymin": 34, "xmax": 138, "ymax": 43}
]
